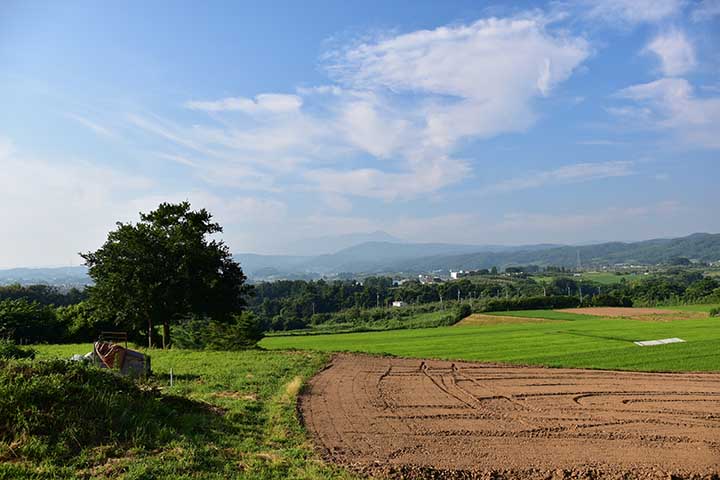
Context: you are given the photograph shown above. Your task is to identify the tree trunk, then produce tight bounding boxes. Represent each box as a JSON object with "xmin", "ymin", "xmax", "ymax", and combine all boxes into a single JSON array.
[
  {"xmin": 147, "ymin": 317, "xmax": 154, "ymax": 348},
  {"xmin": 162, "ymin": 320, "xmax": 171, "ymax": 349}
]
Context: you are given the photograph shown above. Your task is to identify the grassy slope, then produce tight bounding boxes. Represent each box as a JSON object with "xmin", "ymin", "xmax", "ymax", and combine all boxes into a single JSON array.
[
  {"xmin": 262, "ymin": 316, "xmax": 720, "ymax": 372},
  {"xmin": 657, "ymin": 304, "xmax": 720, "ymax": 313},
  {"xmin": 6, "ymin": 346, "xmax": 356, "ymax": 480}
]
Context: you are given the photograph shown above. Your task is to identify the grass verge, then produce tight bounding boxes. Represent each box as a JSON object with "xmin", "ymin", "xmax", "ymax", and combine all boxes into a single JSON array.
[{"xmin": 1, "ymin": 346, "xmax": 357, "ymax": 480}]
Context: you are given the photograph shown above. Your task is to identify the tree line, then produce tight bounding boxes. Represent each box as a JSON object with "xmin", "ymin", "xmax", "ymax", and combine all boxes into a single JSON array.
[{"xmin": 1, "ymin": 202, "xmax": 719, "ymax": 344}]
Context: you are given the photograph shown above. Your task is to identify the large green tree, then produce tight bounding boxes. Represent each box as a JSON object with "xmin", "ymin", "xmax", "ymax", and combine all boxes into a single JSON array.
[{"xmin": 82, "ymin": 202, "xmax": 250, "ymax": 348}]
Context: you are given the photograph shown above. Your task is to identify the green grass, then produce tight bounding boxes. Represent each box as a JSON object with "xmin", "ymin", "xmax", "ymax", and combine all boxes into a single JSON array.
[
  {"xmin": 2, "ymin": 346, "xmax": 357, "ymax": 480},
  {"xmin": 262, "ymin": 316, "xmax": 720, "ymax": 372},
  {"xmin": 533, "ymin": 272, "xmax": 638, "ymax": 285},
  {"xmin": 658, "ymin": 303, "xmax": 720, "ymax": 313}
]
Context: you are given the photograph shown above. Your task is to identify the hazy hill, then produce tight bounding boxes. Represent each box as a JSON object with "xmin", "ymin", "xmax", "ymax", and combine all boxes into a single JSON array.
[
  {"xmin": 4, "ymin": 233, "xmax": 718, "ymax": 284},
  {"xmin": 235, "ymin": 233, "xmax": 720, "ymax": 278},
  {"xmin": 390, "ymin": 233, "xmax": 720, "ymax": 272},
  {"xmin": 0, "ymin": 266, "xmax": 90, "ymax": 286}
]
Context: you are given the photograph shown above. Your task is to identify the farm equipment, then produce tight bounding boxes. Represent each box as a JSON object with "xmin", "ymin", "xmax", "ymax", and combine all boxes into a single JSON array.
[{"xmin": 71, "ymin": 331, "xmax": 151, "ymax": 377}]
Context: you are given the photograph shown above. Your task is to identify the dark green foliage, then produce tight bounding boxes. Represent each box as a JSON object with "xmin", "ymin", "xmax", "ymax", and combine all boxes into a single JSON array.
[
  {"xmin": 587, "ymin": 294, "xmax": 633, "ymax": 308},
  {"xmin": 82, "ymin": 202, "xmax": 251, "ymax": 347},
  {"xmin": 173, "ymin": 312, "xmax": 264, "ymax": 350},
  {"xmin": 710, "ymin": 307, "xmax": 720, "ymax": 317},
  {"xmin": 0, "ymin": 284, "xmax": 86, "ymax": 306},
  {"xmin": 0, "ymin": 359, "xmax": 222, "ymax": 464},
  {"xmin": 0, "ymin": 299, "xmax": 62, "ymax": 343},
  {"xmin": 54, "ymin": 300, "xmax": 114, "ymax": 343},
  {"xmin": 455, "ymin": 303, "xmax": 472, "ymax": 322},
  {"xmin": 0, "ymin": 340, "xmax": 35, "ymax": 360},
  {"xmin": 479, "ymin": 295, "xmax": 580, "ymax": 312}
]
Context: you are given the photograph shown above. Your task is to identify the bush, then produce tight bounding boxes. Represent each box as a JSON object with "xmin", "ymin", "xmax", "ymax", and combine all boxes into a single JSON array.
[
  {"xmin": 0, "ymin": 299, "xmax": 63, "ymax": 343},
  {"xmin": 455, "ymin": 303, "xmax": 472, "ymax": 322},
  {"xmin": 479, "ymin": 295, "xmax": 580, "ymax": 312},
  {"xmin": 0, "ymin": 359, "xmax": 220, "ymax": 463},
  {"xmin": 587, "ymin": 294, "xmax": 633, "ymax": 308},
  {"xmin": 0, "ymin": 339, "xmax": 35, "ymax": 360},
  {"xmin": 710, "ymin": 307, "xmax": 720, "ymax": 318},
  {"xmin": 173, "ymin": 311, "xmax": 264, "ymax": 350}
]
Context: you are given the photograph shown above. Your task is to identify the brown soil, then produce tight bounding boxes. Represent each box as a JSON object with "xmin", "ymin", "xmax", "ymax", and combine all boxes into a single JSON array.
[
  {"xmin": 300, "ymin": 354, "xmax": 720, "ymax": 479},
  {"xmin": 457, "ymin": 314, "xmax": 559, "ymax": 326}
]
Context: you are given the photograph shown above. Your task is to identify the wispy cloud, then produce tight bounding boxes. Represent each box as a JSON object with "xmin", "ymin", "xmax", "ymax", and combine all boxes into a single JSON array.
[
  {"xmin": 65, "ymin": 113, "xmax": 116, "ymax": 138},
  {"xmin": 580, "ymin": 0, "xmax": 686, "ymax": 25},
  {"xmin": 480, "ymin": 161, "xmax": 635, "ymax": 195},
  {"xmin": 613, "ymin": 78, "xmax": 720, "ymax": 149},
  {"xmin": 128, "ymin": 11, "xmax": 590, "ymax": 202},
  {"xmin": 691, "ymin": 0, "xmax": 720, "ymax": 21},
  {"xmin": 643, "ymin": 29, "xmax": 696, "ymax": 76},
  {"xmin": 185, "ymin": 94, "xmax": 302, "ymax": 114}
]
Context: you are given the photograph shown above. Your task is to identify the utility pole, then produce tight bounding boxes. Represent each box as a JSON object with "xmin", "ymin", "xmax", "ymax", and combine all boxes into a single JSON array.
[{"xmin": 576, "ymin": 250, "xmax": 582, "ymax": 272}]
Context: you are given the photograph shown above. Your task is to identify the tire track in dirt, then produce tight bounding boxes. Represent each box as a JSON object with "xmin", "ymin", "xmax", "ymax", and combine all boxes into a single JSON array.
[{"xmin": 300, "ymin": 354, "xmax": 720, "ymax": 479}]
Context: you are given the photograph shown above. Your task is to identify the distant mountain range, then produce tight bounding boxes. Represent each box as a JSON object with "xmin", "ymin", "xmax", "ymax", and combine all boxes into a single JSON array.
[
  {"xmin": 0, "ymin": 266, "xmax": 90, "ymax": 287},
  {"xmin": 234, "ymin": 232, "xmax": 720, "ymax": 280},
  {"xmin": 2, "ymin": 233, "xmax": 718, "ymax": 285}
]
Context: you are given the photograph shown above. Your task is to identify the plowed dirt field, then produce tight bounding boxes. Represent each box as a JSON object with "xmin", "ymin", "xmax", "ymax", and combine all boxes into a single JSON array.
[{"xmin": 300, "ymin": 354, "xmax": 720, "ymax": 479}]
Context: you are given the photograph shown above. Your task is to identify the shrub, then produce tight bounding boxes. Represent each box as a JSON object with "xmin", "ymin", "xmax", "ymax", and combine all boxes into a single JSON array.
[
  {"xmin": 173, "ymin": 311, "xmax": 264, "ymax": 350},
  {"xmin": 0, "ymin": 339, "xmax": 35, "ymax": 360},
  {"xmin": 479, "ymin": 295, "xmax": 580, "ymax": 312},
  {"xmin": 0, "ymin": 299, "xmax": 63, "ymax": 344},
  {"xmin": 710, "ymin": 307, "xmax": 720, "ymax": 318},
  {"xmin": 587, "ymin": 294, "xmax": 633, "ymax": 308},
  {"xmin": 455, "ymin": 303, "xmax": 472, "ymax": 322}
]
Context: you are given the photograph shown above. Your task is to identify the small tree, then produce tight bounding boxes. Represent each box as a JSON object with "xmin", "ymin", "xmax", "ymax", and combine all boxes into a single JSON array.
[{"xmin": 82, "ymin": 202, "xmax": 251, "ymax": 348}]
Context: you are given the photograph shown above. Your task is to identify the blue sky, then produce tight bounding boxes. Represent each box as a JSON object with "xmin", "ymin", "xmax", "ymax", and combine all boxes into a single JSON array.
[{"xmin": 1, "ymin": 0, "xmax": 719, "ymax": 267}]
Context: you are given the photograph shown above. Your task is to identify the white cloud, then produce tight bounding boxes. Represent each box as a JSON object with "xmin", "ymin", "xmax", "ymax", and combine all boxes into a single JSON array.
[
  {"xmin": 481, "ymin": 161, "xmax": 635, "ymax": 195},
  {"xmin": 691, "ymin": 0, "xmax": 720, "ymax": 21},
  {"xmin": 128, "ymin": 13, "xmax": 589, "ymax": 203},
  {"xmin": 185, "ymin": 94, "xmax": 302, "ymax": 114},
  {"xmin": 328, "ymin": 15, "xmax": 588, "ymax": 148},
  {"xmin": 65, "ymin": 113, "xmax": 116, "ymax": 138},
  {"xmin": 0, "ymin": 138, "xmax": 153, "ymax": 267},
  {"xmin": 489, "ymin": 200, "xmax": 682, "ymax": 238},
  {"xmin": 644, "ymin": 30, "xmax": 696, "ymax": 76},
  {"xmin": 613, "ymin": 78, "xmax": 720, "ymax": 149},
  {"xmin": 581, "ymin": 0, "xmax": 686, "ymax": 25}
]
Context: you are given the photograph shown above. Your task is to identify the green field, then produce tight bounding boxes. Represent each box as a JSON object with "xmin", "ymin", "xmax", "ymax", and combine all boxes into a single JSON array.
[
  {"xmin": 533, "ymin": 272, "xmax": 638, "ymax": 285},
  {"xmin": 262, "ymin": 314, "xmax": 720, "ymax": 372},
  {"xmin": 657, "ymin": 303, "xmax": 720, "ymax": 313},
  {"xmin": 6, "ymin": 346, "xmax": 356, "ymax": 480}
]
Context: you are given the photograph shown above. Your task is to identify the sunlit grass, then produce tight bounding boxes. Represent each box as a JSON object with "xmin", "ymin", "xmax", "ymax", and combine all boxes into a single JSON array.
[{"xmin": 4, "ymin": 347, "xmax": 358, "ymax": 480}]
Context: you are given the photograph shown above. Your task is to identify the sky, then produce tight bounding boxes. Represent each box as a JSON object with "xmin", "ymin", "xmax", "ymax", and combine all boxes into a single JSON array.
[{"xmin": 1, "ymin": 0, "xmax": 719, "ymax": 267}]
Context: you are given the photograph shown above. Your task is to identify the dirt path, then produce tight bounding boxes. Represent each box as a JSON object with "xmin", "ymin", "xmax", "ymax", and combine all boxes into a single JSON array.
[{"xmin": 300, "ymin": 354, "xmax": 720, "ymax": 479}]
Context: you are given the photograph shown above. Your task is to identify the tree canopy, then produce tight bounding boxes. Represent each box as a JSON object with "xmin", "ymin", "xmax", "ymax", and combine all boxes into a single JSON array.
[{"xmin": 81, "ymin": 202, "xmax": 251, "ymax": 347}]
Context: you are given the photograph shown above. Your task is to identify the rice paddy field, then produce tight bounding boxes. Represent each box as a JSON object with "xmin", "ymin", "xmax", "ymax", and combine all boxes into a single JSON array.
[{"xmin": 261, "ymin": 306, "xmax": 720, "ymax": 372}]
